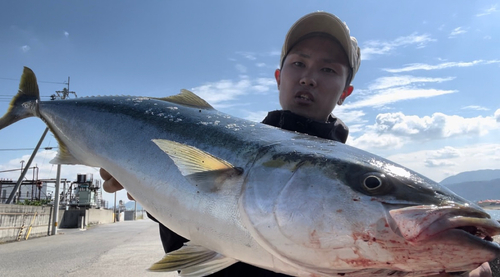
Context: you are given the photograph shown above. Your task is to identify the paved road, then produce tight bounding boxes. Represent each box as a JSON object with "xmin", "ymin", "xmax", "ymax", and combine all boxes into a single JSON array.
[{"xmin": 0, "ymin": 219, "xmax": 178, "ymax": 277}]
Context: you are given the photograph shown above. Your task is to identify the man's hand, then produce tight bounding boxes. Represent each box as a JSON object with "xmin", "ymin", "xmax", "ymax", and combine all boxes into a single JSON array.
[
  {"xmin": 467, "ymin": 262, "xmax": 492, "ymax": 277},
  {"xmin": 100, "ymin": 168, "xmax": 134, "ymax": 200},
  {"xmin": 428, "ymin": 263, "xmax": 492, "ymax": 277}
]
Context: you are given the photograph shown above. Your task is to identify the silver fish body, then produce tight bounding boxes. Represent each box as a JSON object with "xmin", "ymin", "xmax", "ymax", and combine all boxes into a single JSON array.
[{"xmin": 1, "ymin": 67, "xmax": 499, "ymax": 276}]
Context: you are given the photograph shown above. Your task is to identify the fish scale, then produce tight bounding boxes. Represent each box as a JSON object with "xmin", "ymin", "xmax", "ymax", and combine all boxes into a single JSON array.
[{"xmin": 1, "ymin": 67, "xmax": 500, "ymax": 276}]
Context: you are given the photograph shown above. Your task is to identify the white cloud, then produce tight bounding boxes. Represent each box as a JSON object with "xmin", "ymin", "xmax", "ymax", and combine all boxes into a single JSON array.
[
  {"xmin": 244, "ymin": 110, "xmax": 268, "ymax": 122},
  {"xmin": 383, "ymin": 60, "xmax": 500, "ymax": 73},
  {"xmin": 348, "ymin": 110, "xmax": 499, "ymax": 150},
  {"xmin": 21, "ymin": 45, "xmax": 30, "ymax": 52},
  {"xmin": 462, "ymin": 105, "xmax": 489, "ymax": 111},
  {"xmin": 343, "ymin": 87, "xmax": 456, "ymax": 109},
  {"xmin": 344, "ymin": 123, "xmax": 366, "ymax": 134},
  {"xmin": 235, "ymin": 64, "xmax": 247, "ymax": 73},
  {"xmin": 424, "ymin": 147, "xmax": 461, "ymax": 168},
  {"xmin": 476, "ymin": 4, "xmax": 498, "ymax": 17},
  {"xmin": 191, "ymin": 79, "xmax": 250, "ymax": 104},
  {"xmin": 362, "ymin": 33, "xmax": 435, "ymax": 60},
  {"xmin": 0, "ymin": 150, "xmax": 99, "ymax": 180},
  {"xmin": 348, "ymin": 133, "xmax": 405, "ymax": 149},
  {"xmin": 255, "ymin": 63, "xmax": 266, "ymax": 67},
  {"xmin": 427, "ymin": 146, "xmax": 462, "ymax": 159},
  {"xmin": 64, "ymin": 31, "xmax": 69, "ymax": 38},
  {"xmin": 0, "ymin": 150, "xmax": 123, "ymax": 205},
  {"xmin": 236, "ymin": 51, "xmax": 256, "ymax": 60},
  {"xmin": 190, "ymin": 77, "xmax": 275, "ymax": 106},
  {"xmin": 449, "ymin": 27, "xmax": 467, "ymax": 38},
  {"xmin": 372, "ymin": 111, "xmax": 499, "ymax": 140},
  {"xmin": 368, "ymin": 75, "xmax": 455, "ymax": 90},
  {"xmin": 424, "ymin": 159, "xmax": 457, "ymax": 167},
  {"xmin": 386, "ymin": 143, "xmax": 500, "ymax": 182},
  {"xmin": 253, "ymin": 78, "xmax": 275, "ymax": 93},
  {"xmin": 334, "ymin": 108, "xmax": 366, "ymax": 125}
]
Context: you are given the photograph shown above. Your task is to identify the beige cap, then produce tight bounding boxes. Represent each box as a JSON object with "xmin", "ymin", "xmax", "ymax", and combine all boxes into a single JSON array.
[{"xmin": 280, "ymin": 11, "xmax": 361, "ymax": 84}]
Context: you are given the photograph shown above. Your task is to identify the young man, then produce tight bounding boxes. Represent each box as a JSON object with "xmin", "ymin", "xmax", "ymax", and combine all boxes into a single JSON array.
[{"xmin": 102, "ymin": 11, "xmax": 490, "ymax": 277}]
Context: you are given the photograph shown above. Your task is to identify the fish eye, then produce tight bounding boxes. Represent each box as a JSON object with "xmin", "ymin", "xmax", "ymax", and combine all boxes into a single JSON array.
[
  {"xmin": 363, "ymin": 175, "xmax": 383, "ymax": 190},
  {"xmin": 359, "ymin": 172, "xmax": 392, "ymax": 195}
]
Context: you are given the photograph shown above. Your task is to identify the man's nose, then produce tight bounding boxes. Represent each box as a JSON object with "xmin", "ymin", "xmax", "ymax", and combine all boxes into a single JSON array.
[{"xmin": 299, "ymin": 72, "xmax": 317, "ymax": 87}]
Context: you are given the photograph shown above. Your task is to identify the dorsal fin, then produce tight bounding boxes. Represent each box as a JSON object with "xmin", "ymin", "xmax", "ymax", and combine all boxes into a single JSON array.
[
  {"xmin": 156, "ymin": 89, "xmax": 214, "ymax": 110},
  {"xmin": 19, "ymin": 67, "xmax": 40, "ymax": 100}
]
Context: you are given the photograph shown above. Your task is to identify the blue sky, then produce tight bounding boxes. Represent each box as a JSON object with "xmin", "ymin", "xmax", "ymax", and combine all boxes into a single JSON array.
[{"xmin": 1, "ymin": 1, "xmax": 499, "ymax": 205}]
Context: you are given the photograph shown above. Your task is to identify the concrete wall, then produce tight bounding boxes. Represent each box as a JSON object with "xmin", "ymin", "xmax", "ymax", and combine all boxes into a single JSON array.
[
  {"xmin": 58, "ymin": 209, "xmax": 114, "ymax": 228},
  {"xmin": 0, "ymin": 204, "xmax": 52, "ymax": 243},
  {"xmin": 124, "ymin": 210, "xmax": 146, "ymax": 221},
  {"xmin": 87, "ymin": 209, "xmax": 114, "ymax": 225},
  {"xmin": 58, "ymin": 209, "xmax": 85, "ymax": 228},
  {"xmin": 0, "ymin": 205, "xmax": 115, "ymax": 243}
]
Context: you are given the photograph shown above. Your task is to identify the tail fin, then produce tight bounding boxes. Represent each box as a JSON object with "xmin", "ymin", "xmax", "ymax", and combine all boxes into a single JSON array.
[{"xmin": 0, "ymin": 67, "xmax": 40, "ymax": 130}]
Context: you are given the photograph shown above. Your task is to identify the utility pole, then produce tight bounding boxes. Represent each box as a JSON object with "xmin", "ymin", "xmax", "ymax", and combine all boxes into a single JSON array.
[
  {"xmin": 51, "ymin": 77, "xmax": 72, "ymax": 233},
  {"xmin": 6, "ymin": 128, "xmax": 49, "ymax": 204},
  {"xmin": 51, "ymin": 164, "xmax": 61, "ymax": 235},
  {"xmin": 134, "ymin": 201, "xmax": 137, "ymax": 221},
  {"xmin": 113, "ymin": 192, "xmax": 117, "ymax": 222}
]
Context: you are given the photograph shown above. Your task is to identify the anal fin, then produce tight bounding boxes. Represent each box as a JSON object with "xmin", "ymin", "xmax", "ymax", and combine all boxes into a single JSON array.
[
  {"xmin": 149, "ymin": 244, "xmax": 237, "ymax": 277},
  {"xmin": 49, "ymin": 143, "xmax": 82, "ymax": 165}
]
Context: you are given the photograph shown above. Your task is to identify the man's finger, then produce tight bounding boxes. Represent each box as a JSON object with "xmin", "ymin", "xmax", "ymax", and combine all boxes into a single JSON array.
[
  {"xmin": 99, "ymin": 168, "xmax": 113, "ymax": 181},
  {"xmin": 102, "ymin": 177, "xmax": 124, "ymax": 193},
  {"xmin": 466, "ymin": 262, "xmax": 492, "ymax": 277}
]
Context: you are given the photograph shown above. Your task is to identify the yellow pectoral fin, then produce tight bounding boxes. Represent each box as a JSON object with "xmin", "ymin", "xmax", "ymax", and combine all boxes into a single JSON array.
[
  {"xmin": 152, "ymin": 139, "xmax": 235, "ymax": 175},
  {"xmin": 152, "ymin": 139, "xmax": 243, "ymax": 191}
]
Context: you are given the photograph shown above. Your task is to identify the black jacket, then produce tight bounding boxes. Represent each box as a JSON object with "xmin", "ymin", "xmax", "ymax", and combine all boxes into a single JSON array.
[{"xmin": 149, "ymin": 110, "xmax": 349, "ymax": 276}]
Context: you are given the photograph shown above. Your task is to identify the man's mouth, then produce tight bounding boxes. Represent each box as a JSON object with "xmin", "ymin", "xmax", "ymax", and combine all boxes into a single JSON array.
[{"xmin": 295, "ymin": 92, "xmax": 314, "ymax": 102}]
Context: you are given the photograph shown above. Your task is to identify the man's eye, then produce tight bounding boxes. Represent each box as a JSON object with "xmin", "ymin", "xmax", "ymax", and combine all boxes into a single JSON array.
[
  {"xmin": 322, "ymin": 68, "xmax": 336, "ymax": 73},
  {"xmin": 293, "ymin": 61, "xmax": 304, "ymax": 67}
]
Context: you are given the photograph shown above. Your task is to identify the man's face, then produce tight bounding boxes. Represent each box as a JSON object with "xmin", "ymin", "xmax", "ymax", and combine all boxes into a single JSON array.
[{"xmin": 276, "ymin": 36, "xmax": 353, "ymax": 122}]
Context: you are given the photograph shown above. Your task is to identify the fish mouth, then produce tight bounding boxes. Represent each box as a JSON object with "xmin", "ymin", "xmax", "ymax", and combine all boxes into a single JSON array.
[
  {"xmin": 388, "ymin": 205, "xmax": 500, "ymax": 250},
  {"xmin": 428, "ymin": 216, "xmax": 498, "ymax": 242},
  {"xmin": 421, "ymin": 216, "xmax": 500, "ymax": 255}
]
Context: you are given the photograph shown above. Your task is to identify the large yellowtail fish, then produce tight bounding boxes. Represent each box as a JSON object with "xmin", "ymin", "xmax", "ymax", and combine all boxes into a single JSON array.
[{"xmin": 1, "ymin": 67, "xmax": 499, "ymax": 276}]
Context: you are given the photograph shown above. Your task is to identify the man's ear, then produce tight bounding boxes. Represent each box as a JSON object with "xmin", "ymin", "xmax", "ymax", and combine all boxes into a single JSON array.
[
  {"xmin": 274, "ymin": 69, "xmax": 281, "ymax": 88},
  {"xmin": 337, "ymin": 85, "xmax": 353, "ymax": 105}
]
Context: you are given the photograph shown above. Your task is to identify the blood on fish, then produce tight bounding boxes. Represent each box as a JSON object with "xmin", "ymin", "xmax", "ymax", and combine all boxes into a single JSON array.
[{"xmin": 309, "ymin": 229, "xmax": 321, "ymax": 248}]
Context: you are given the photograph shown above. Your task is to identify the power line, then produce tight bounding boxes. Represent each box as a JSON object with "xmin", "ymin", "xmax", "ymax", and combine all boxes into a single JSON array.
[
  {"xmin": 0, "ymin": 147, "xmax": 57, "ymax": 152},
  {"xmin": 0, "ymin": 77, "xmax": 67, "ymax": 85},
  {"xmin": 0, "ymin": 95, "xmax": 59, "ymax": 102}
]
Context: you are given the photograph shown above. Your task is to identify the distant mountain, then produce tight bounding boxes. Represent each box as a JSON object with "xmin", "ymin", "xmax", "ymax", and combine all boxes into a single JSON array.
[
  {"xmin": 439, "ymin": 169, "xmax": 500, "ymax": 203},
  {"xmin": 124, "ymin": 201, "xmax": 143, "ymax": 210},
  {"xmin": 440, "ymin": 169, "xmax": 500, "ymax": 186},
  {"xmin": 444, "ymin": 178, "xmax": 500, "ymax": 202}
]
